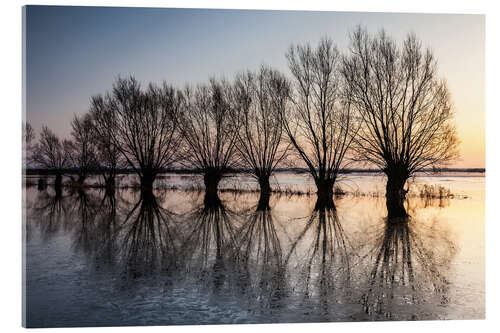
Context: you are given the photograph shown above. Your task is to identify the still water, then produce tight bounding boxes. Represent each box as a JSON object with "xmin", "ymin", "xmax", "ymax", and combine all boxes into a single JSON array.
[{"xmin": 23, "ymin": 172, "xmax": 485, "ymax": 327}]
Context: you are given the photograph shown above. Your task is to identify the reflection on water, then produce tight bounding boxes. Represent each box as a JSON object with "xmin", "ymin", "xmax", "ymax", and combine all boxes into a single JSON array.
[
  {"xmin": 29, "ymin": 189, "xmax": 70, "ymax": 240},
  {"xmin": 181, "ymin": 193, "xmax": 242, "ymax": 296},
  {"xmin": 119, "ymin": 190, "xmax": 180, "ymax": 279},
  {"xmin": 24, "ymin": 174, "xmax": 484, "ymax": 327},
  {"xmin": 361, "ymin": 216, "xmax": 456, "ymax": 320},
  {"xmin": 285, "ymin": 198, "xmax": 352, "ymax": 318},
  {"xmin": 237, "ymin": 196, "xmax": 286, "ymax": 312}
]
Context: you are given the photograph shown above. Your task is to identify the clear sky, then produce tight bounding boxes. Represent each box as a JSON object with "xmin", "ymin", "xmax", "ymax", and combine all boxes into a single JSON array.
[{"xmin": 24, "ymin": 6, "xmax": 484, "ymax": 168}]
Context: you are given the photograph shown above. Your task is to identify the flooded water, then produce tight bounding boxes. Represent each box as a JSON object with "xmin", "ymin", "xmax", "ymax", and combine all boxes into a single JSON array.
[{"xmin": 23, "ymin": 172, "xmax": 485, "ymax": 327}]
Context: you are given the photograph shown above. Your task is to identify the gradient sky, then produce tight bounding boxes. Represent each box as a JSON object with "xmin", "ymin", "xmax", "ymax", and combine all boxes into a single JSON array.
[{"xmin": 24, "ymin": 6, "xmax": 484, "ymax": 168}]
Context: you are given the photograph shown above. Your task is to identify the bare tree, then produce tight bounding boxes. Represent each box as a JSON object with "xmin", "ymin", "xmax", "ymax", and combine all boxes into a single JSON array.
[
  {"xmin": 233, "ymin": 66, "xmax": 291, "ymax": 202},
  {"xmin": 32, "ymin": 126, "xmax": 71, "ymax": 192},
  {"xmin": 89, "ymin": 99, "xmax": 124, "ymax": 193},
  {"xmin": 90, "ymin": 76, "xmax": 183, "ymax": 192},
  {"xmin": 179, "ymin": 78, "xmax": 240, "ymax": 197},
  {"xmin": 23, "ymin": 122, "xmax": 35, "ymax": 168},
  {"xmin": 65, "ymin": 113, "xmax": 96, "ymax": 186},
  {"xmin": 23, "ymin": 122, "xmax": 35, "ymax": 147},
  {"xmin": 282, "ymin": 37, "xmax": 356, "ymax": 202},
  {"xmin": 341, "ymin": 28, "xmax": 459, "ymax": 217}
]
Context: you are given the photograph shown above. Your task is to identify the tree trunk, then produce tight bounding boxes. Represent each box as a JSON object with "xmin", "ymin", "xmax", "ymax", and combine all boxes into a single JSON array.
[
  {"xmin": 37, "ymin": 178, "xmax": 46, "ymax": 191},
  {"xmin": 105, "ymin": 176, "xmax": 115, "ymax": 196},
  {"xmin": 314, "ymin": 190, "xmax": 336, "ymax": 211},
  {"xmin": 140, "ymin": 185, "xmax": 156, "ymax": 203},
  {"xmin": 257, "ymin": 176, "xmax": 271, "ymax": 210},
  {"xmin": 54, "ymin": 173, "xmax": 63, "ymax": 195},
  {"xmin": 257, "ymin": 191, "xmax": 271, "ymax": 211},
  {"xmin": 140, "ymin": 171, "xmax": 156, "ymax": 194},
  {"xmin": 258, "ymin": 176, "xmax": 271, "ymax": 194},
  {"xmin": 204, "ymin": 170, "xmax": 222, "ymax": 200},
  {"xmin": 54, "ymin": 173, "xmax": 62, "ymax": 187},
  {"xmin": 385, "ymin": 173, "xmax": 408, "ymax": 218},
  {"xmin": 315, "ymin": 178, "xmax": 335, "ymax": 208},
  {"xmin": 203, "ymin": 187, "xmax": 223, "ymax": 211},
  {"xmin": 77, "ymin": 174, "xmax": 86, "ymax": 186}
]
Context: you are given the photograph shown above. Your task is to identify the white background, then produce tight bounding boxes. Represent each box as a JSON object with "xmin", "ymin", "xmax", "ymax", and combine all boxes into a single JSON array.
[{"xmin": 1, "ymin": 0, "xmax": 498, "ymax": 332}]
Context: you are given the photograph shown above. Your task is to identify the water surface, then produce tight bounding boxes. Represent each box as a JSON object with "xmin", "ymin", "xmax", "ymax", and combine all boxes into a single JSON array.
[{"xmin": 23, "ymin": 172, "xmax": 485, "ymax": 327}]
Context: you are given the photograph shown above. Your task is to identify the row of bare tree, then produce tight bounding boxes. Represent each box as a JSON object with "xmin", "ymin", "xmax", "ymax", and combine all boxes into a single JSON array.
[{"xmin": 23, "ymin": 28, "xmax": 459, "ymax": 216}]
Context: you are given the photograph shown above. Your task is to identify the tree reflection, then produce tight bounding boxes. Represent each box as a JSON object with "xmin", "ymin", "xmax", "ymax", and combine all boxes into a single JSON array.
[
  {"xmin": 25, "ymin": 184, "xmax": 464, "ymax": 323},
  {"xmin": 362, "ymin": 201, "xmax": 457, "ymax": 320},
  {"xmin": 30, "ymin": 188, "xmax": 71, "ymax": 240},
  {"xmin": 286, "ymin": 196, "xmax": 352, "ymax": 314},
  {"xmin": 50, "ymin": 188, "xmax": 121, "ymax": 273},
  {"xmin": 34, "ymin": 187, "xmax": 182, "ymax": 281},
  {"xmin": 180, "ymin": 192, "xmax": 241, "ymax": 295},
  {"xmin": 236, "ymin": 194, "xmax": 287, "ymax": 311},
  {"xmin": 118, "ymin": 190, "xmax": 180, "ymax": 279},
  {"xmin": 408, "ymin": 196, "xmax": 451, "ymax": 211},
  {"xmin": 68, "ymin": 188, "xmax": 101, "ymax": 255},
  {"xmin": 89, "ymin": 191, "xmax": 120, "ymax": 270},
  {"xmin": 386, "ymin": 190, "xmax": 452, "ymax": 219}
]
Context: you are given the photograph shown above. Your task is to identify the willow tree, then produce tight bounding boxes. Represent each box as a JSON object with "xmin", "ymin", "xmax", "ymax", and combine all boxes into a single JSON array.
[
  {"xmin": 283, "ymin": 37, "xmax": 356, "ymax": 202},
  {"xmin": 233, "ymin": 66, "xmax": 291, "ymax": 203},
  {"xmin": 341, "ymin": 28, "xmax": 459, "ymax": 217},
  {"xmin": 179, "ymin": 79, "xmax": 240, "ymax": 198},
  {"xmin": 65, "ymin": 113, "xmax": 96, "ymax": 185},
  {"xmin": 23, "ymin": 122, "xmax": 35, "ymax": 168},
  {"xmin": 89, "ymin": 97, "xmax": 124, "ymax": 192},
  {"xmin": 90, "ymin": 76, "xmax": 183, "ymax": 192},
  {"xmin": 32, "ymin": 126, "xmax": 71, "ymax": 192}
]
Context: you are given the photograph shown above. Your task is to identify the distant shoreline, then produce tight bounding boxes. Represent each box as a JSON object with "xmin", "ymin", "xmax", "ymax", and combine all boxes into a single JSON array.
[{"xmin": 22, "ymin": 167, "xmax": 485, "ymax": 177}]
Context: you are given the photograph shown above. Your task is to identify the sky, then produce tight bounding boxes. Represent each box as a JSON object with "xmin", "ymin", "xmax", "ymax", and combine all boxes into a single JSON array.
[{"xmin": 24, "ymin": 6, "xmax": 485, "ymax": 168}]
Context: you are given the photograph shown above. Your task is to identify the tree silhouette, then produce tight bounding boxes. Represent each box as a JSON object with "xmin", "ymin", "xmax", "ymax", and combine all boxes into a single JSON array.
[
  {"xmin": 90, "ymin": 76, "xmax": 183, "ymax": 192},
  {"xmin": 233, "ymin": 66, "xmax": 291, "ymax": 202},
  {"xmin": 23, "ymin": 122, "xmax": 35, "ymax": 169},
  {"xmin": 179, "ymin": 79, "xmax": 240, "ymax": 198},
  {"xmin": 23, "ymin": 122, "xmax": 35, "ymax": 146},
  {"xmin": 65, "ymin": 113, "xmax": 96, "ymax": 186},
  {"xmin": 32, "ymin": 126, "xmax": 71, "ymax": 194},
  {"xmin": 283, "ymin": 37, "xmax": 356, "ymax": 202},
  {"xmin": 89, "ymin": 101, "xmax": 125, "ymax": 193},
  {"xmin": 341, "ymin": 28, "xmax": 459, "ymax": 217}
]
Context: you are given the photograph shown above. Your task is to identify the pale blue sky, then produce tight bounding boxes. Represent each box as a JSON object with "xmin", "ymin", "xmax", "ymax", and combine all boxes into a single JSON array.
[{"xmin": 24, "ymin": 6, "xmax": 484, "ymax": 167}]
